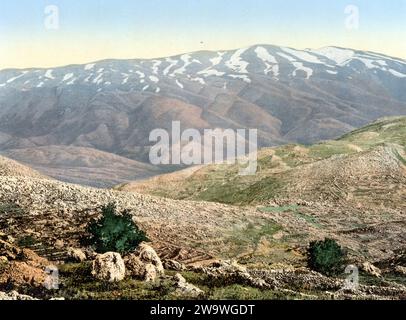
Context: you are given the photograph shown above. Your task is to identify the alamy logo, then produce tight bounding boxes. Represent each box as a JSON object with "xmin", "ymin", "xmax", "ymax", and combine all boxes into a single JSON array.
[{"xmin": 149, "ymin": 122, "xmax": 258, "ymax": 175}]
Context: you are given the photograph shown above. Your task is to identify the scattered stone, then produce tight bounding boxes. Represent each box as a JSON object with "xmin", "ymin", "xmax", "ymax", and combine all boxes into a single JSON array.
[
  {"xmin": 163, "ymin": 259, "xmax": 185, "ymax": 271},
  {"xmin": 201, "ymin": 260, "xmax": 274, "ymax": 289},
  {"xmin": 173, "ymin": 273, "xmax": 204, "ymax": 298},
  {"xmin": 144, "ymin": 263, "xmax": 158, "ymax": 282},
  {"xmin": 394, "ymin": 266, "xmax": 406, "ymax": 276},
  {"xmin": 0, "ymin": 239, "xmax": 19, "ymax": 260},
  {"xmin": 362, "ymin": 262, "xmax": 382, "ymax": 278},
  {"xmin": 67, "ymin": 248, "xmax": 87, "ymax": 263},
  {"xmin": 55, "ymin": 240, "xmax": 65, "ymax": 249},
  {"xmin": 0, "ymin": 291, "xmax": 37, "ymax": 300},
  {"xmin": 91, "ymin": 252, "xmax": 125, "ymax": 282}
]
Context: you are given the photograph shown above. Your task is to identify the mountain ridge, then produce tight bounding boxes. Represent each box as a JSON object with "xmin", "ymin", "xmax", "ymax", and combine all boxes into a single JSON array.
[{"xmin": 1, "ymin": 44, "xmax": 405, "ymax": 73}]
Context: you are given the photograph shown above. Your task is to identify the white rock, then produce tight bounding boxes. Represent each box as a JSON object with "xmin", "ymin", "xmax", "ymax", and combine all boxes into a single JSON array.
[{"xmin": 91, "ymin": 252, "xmax": 126, "ymax": 282}]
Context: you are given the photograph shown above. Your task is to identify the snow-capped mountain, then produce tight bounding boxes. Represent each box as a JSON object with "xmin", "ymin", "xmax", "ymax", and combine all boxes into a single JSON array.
[
  {"xmin": 0, "ymin": 44, "xmax": 405, "ymax": 186},
  {"xmin": 1, "ymin": 45, "xmax": 405, "ymax": 95}
]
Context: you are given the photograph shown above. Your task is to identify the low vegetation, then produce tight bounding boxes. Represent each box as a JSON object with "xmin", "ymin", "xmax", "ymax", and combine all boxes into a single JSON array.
[
  {"xmin": 307, "ymin": 238, "xmax": 346, "ymax": 276},
  {"xmin": 85, "ymin": 203, "xmax": 149, "ymax": 254}
]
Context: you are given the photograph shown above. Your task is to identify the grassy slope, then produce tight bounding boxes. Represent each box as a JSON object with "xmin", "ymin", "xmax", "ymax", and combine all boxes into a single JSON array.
[{"xmin": 118, "ymin": 116, "xmax": 406, "ymax": 205}]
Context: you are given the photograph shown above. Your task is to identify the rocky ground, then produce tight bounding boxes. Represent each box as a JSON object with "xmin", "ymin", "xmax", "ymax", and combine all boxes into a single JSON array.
[{"xmin": 1, "ymin": 233, "xmax": 405, "ymax": 300}]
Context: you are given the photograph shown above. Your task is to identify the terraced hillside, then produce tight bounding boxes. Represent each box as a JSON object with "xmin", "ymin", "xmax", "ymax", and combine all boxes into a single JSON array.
[
  {"xmin": 115, "ymin": 117, "xmax": 406, "ymax": 264},
  {"xmin": 117, "ymin": 116, "xmax": 406, "ymax": 207}
]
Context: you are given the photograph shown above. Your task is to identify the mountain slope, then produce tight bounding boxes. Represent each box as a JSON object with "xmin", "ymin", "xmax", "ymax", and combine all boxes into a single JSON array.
[
  {"xmin": 0, "ymin": 45, "xmax": 405, "ymax": 187},
  {"xmin": 115, "ymin": 117, "xmax": 406, "ymax": 262},
  {"xmin": 0, "ymin": 154, "xmax": 47, "ymax": 179},
  {"xmin": 117, "ymin": 116, "xmax": 406, "ymax": 207},
  {"xmin": 1, "ymin": 146, "xmax": 162, "ymax": 187}
]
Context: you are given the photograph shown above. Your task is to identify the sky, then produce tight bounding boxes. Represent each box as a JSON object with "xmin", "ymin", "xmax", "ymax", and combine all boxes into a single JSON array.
[{"xmin": 0, "ymin": 0, "xmax": 405, "ymax": 69}]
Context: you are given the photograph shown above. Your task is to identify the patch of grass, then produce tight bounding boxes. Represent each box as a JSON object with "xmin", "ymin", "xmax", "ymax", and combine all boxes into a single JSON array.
[
  {"xmin": 0, "ymin": 203, "xmax": 24, "ymax": 216},
  {"xmin": 229, "ymin": 221, "xmax": 283, "ymax": 247},
  {"xmin": 222, "ymin": 220, "xmax": 284, "ymax": 262},
  {"xmin": 208, "ymin": 284, "xmax": 304, "ymax": 300},
  {"xmin": 57, "ymin": 262, "xmax": 183, "ymax": 300},
  {"xmin": 260, "ymin": 205, "xmax": 300, "ymax": 213},
  {"xmin": 308, "ymin": 142, "xmax": 354, "ymax": 160},
  {"xmin": 181, "ymin": 271, "xmax": 310, "ymax": 300},
  {"xmin": 236, "ymin": 176, "xmax": 286, "ymax": 204},
  {"xmin": 17, "ymin": 235, "xmax": 38, "ymax": 248},
  {"xmin": 294, "ymin": 212, "xmax": 322, "ymax": 228},
  {"xmin": 393, "ymin": 148, "xmax": 406, "ymax": 165}
]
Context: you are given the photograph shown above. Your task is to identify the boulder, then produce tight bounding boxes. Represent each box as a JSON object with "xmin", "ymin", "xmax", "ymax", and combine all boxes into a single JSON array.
[
  {"xmin": 67, "ymin": 248, "xmax": 87, "ymax": 263},
  {"xmin": 144, "ymin": 263, "xmax": 158, "ymax": 282},
  {"xmin": 91, "ymin": 252, "xmax": 125, "ymax": 282},
  {"xmin": 173, "ymin": 273, "xmax": 204, "ymax": 298},
  {"xmin": 0, "ymin": 240, "xmax": 51, "ymax": 290},
  {"xmin": 137, "ymin": 243, "xmax": 164, "ymax": 275},
  {"xmin": 163, "ymin": 259, "xmax": 185, "ymax": 271},
  {"xmin": 125, "ymin": 254, "xmax": 160, "ymax": 282},
  {"xmin": 125, "ymin": 255, "xmax": 147, "ymax": 279}
]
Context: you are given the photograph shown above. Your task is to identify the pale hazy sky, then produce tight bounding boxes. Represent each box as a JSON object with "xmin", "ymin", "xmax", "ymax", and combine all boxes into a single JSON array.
[{"xmin": 1, "ymin": 0, "xmax": 405, "ymax": 70}]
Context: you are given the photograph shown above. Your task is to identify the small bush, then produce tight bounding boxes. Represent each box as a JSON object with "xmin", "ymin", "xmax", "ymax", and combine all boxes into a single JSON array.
[
  {"xmin": 86, "ymin": 203, "xmax": 148, "ymax": 254},
  {"xmin": 307, "ymin": 238, "xmax": 346, "ymax": 276}
]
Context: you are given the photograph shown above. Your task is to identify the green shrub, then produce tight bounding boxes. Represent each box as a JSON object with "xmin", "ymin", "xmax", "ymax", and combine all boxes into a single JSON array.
[
  {"xmin": 307, "ymin": 238, "xmax": 346, "ymax": 276},
  {"xmin": 86, "ymin": 203, "xmax": 148, "ymax": 254}
]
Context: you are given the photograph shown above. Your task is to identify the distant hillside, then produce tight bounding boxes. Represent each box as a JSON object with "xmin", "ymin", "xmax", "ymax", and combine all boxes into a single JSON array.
[
  {"xmin": 1, "ymin": 145, "xmax": 162, "ymax": 188},
  {"xmin": 117, "ymin": 116, "xmax": 406, "ymax": 206},
  {"xmin": 0, "ymin": 154, "xmax": 47, "ymax": 179}
]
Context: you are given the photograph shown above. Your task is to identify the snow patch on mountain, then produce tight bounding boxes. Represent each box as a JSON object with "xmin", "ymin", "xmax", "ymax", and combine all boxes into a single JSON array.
[
  {"xmin": 45, "ymin": 70, "xmax": 55, "ymax": 80},
  {"xmin": 313, "ymin": 47, "xmax": 355, "ymax": 65},
  {"xmin": 164, "ymin": 58, "xmax": 178, "ymax": 76},
  {"xmin": 136, "ymin": 71, "xmax": 145, "ymax": 79},
  {"xmin": 62, "ymin": 73, "xmax": 74, "ymax": 82},
  {"xmin": 292, "ymin": 62, "xmax": 313, "ymax": 79},
  {"xmin": 226, "ymin": 48, "xmax": 249, "ymax": 74},
  {"xmin": 190, "ymin": 77, "xmax": 205, "ymax": 85},
  {"xmin": 281, "ymin": 47, "xmax": 323, "ymax": 64},
  {"xmin": 6, "ymin": 72, "xmax": 27, "ymax": 84},
  {"xmin": 210, "ymin": 52, "xmax": 225, "ymax": 66},
  {"xmin": 84, "ymin": 63, "xmax": 95, "ymax": 71},
  {"xmin": 388, "ymin": 69, "xmax": 406, "ymax": 78},
  {"xmin": 67, "ymin": 78, "xmax": 77, "ymax": 85},
  {"xmin": 152, "ymin": 60, "xmax": 162, "ymax": 74},
  {"xmin": 149, "ymin": 76, "xmax": 159, "ymax": 83},
  {"xmin": 229, "ymin": 74, "xmax": 251, "ymax": 83},
  {"xmin": 93, "ymin": 73, "xmax": 103, "ymax": 85},
  {"xmin": 176, "ymin": 80, "xmax": 184, "ymax": 89}
]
